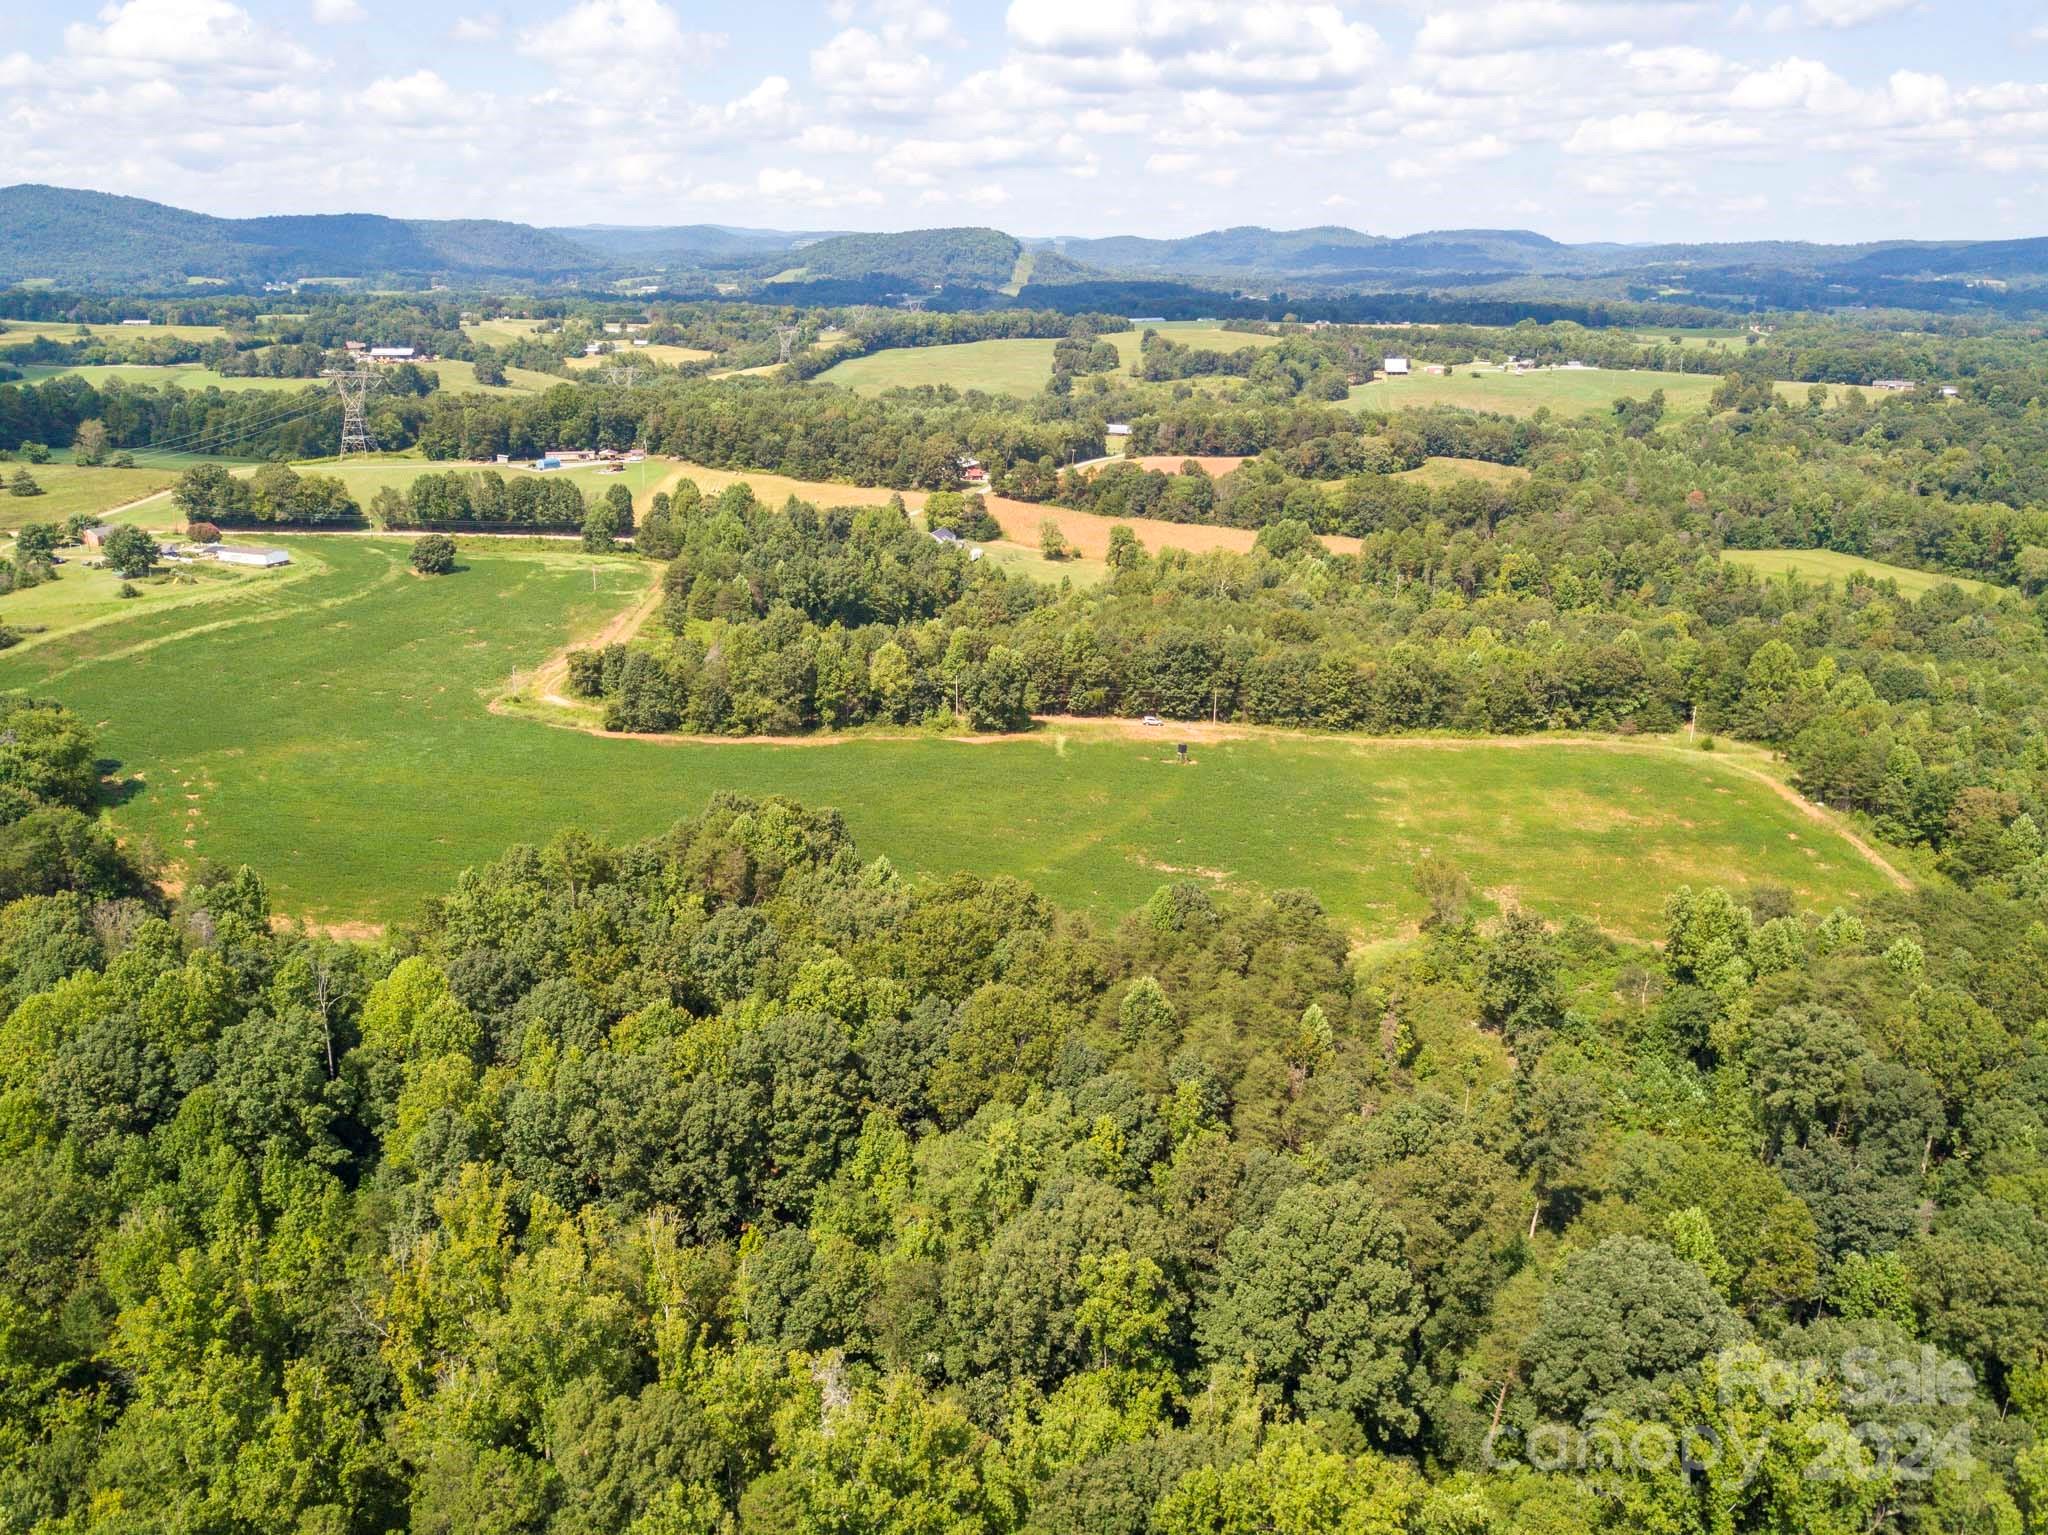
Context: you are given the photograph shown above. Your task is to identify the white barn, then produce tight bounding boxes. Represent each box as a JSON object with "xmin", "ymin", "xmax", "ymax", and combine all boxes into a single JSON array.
[
  {"xmin": 1383, "ymin": 356, "xmax": 1411, "ymax": 376},
  {"xmin": 214, "ymin": 546, "xmax": 290, "ymax": 568}
]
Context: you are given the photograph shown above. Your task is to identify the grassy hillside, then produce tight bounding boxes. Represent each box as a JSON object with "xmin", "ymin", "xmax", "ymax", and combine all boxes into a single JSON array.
[
  {"xmin": 0, "ymin": 184, "xmax": 605, "ymax": 285},
  {"xmin": 811, "ymin": 324, "xmax": 1281, "ymax": 397},
  {"xmin": 0, "ymin": 535, "xmax": 1898, "ymax": 933},
  {"xmin": 1722, "ymin": 546, "xmax": 2008, "ymax": 600}
]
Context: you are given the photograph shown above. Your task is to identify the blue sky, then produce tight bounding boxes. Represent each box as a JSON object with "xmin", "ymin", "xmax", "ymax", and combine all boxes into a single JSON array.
[{"xmin": 2, "ymin": 0, "xmax": 2044, "ymax": 241}]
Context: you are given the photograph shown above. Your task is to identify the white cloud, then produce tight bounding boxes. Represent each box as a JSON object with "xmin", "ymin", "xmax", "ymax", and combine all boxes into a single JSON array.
[
  {"xmin": 65, "ymin": 0, "xmax": 316, "ymax": 74},
  {"xmin": 1006, "ymin": 1, "xmax": 1382, "ymax": 92},
  {"xmin": 517, "ymin": 0, "xmax": 720, "ymax": 66},
  {"xmin": 810, "ymin": 25, "xmax": 940, "ymax": 112},
  {"xmin": 450, "ymin": 12, "xmax": 499, "ymax": 40},
  {"xmin": 796, "ymin": 123, "xmax": 875, "ymax": 154},
  {"xmin": 1564, "ymin": 109, "xmax": 1762, "ymax": 153},
  {"xmin": 692, "ymin": 166, "xmax": 882, "ymax": 209},
  {"xmin": 1729, "ymin": 55, "xmax": 1856, "ymax": 112},
  {"xmin": 1789, "ymin": 0, "xmax": 1915, "ymax": 27},
  {"xmin": 1417, "ymin": 1, "xmax": 1700, "ymax": 57},
  {"xmin": 311, "ymin": 0, "xmax": 364, "ymax": 21},
  {"xmin": 878, "ymin": 130, "xmax": 1097, "ymax": 185},
  {"xmin": 360, "ymin": 69, "xmax": 462, "ymax": 123}
]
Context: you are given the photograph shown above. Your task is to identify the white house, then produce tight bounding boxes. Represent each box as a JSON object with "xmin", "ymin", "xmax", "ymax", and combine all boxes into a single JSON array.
[
  {"xmin": 368, "ymin": 346, "xmax": 416, "ymax": 361},
  {"xmin": 1383, "ymin": 356, "xmax": 1411, "ymax": 375},
  {"xmin": 1106, "ymin": 423, "xmax": 1132, "ymax": 438},
  {"xmin": 214, "ymin": 546, "xmax": 290, "ymax": 568}
]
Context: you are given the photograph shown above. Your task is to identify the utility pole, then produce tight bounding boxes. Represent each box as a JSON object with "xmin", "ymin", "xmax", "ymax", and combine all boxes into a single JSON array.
[{"xmin": 325, "ymin": 367, "xmax": 380, "ymax": 456}]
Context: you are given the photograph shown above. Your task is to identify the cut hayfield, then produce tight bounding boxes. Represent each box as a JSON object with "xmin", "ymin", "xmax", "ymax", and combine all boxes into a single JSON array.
[
  {"xmin": 1395, "ymin": 456, "xmax": 1532, "ymax": 488},
  {"xmin": 979, "ymin": 496, "xmax": 1361, "ymax": 560},
  {"xmin": 1722, "ymin": 547, "xmax": 2006, "ymax": 600}
]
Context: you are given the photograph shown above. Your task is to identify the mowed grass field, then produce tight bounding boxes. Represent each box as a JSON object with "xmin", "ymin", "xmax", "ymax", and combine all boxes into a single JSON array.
[
  {"xmin": 0, "ymin": 545, "xmax": 293, "ymax": 644},
  {"xmin": 0, "ymin": 321, "xmax": 231, "ymax": 346},
  {"xmin": 6, "ymin": 364, "xmax": 317, "ymax": 393},
  {"xmin": 0, "ymin": 536, "xmax": 1899, "ymax": 935},
  {"xmin": 1343, "ymin": 369, "xmax": 1876, "ymax": 420},
  {"xmin": 6, "ymin": 359, "xmax": 561, "ymax": 398},
  {"xmin": 1723, "ymin": 547, "xmax": 2008, "ymax": 600},
  {"xmin": 0, "ymin": 462, "xmax": 183, "ymax": 528},
  {"xmin": 812, "ymin": 323, "xmax": 1282, "ymax": 397},
  {"xmin": 1396, "ymin": 456, "xmax": 1531, "ymax": 489},
  {"xmin": 565, "ymin": 344, "xmax": 714, "ymax": 370}
]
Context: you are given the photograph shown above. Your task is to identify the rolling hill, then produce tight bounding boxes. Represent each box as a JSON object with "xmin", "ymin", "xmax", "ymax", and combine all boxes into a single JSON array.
[
  {"xmin": 4, "ymin": 186, "xmax": 2046, "ymax": 309},
  {"xmin": 0, "ymin": 185, "xmax": 603, "ymax": 286}
]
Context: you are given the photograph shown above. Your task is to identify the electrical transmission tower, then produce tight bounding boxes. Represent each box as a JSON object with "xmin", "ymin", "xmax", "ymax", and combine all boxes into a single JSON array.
[
  {"xmin": 776, "ymin": 324, "xmax": 800, "ymax": 364},
  {"xmin": 325, "ymin": 368, "xmax": 379, "ymax": 456},
  {"xmin": 602, "ymin": 364, "xmax": 642, "ymax": 388}
]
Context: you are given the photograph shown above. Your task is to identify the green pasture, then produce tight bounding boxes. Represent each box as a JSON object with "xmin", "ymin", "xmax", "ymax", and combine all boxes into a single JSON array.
[
  {"xmin": 462, "ymin": 318, "xmax": 548, "ymax": 345},
  {"xmin": 566, "ymin": 344, "xmax": 714, "ymax": 370},
  {"xmin": 0, "ymin": 321, "xmax": 232, "ymax": 346},
  {"xmin": 0, "ymin": 545, "xmax": 291, "ymax": 644},
  {"xmin": 1395, "ymin": 457, "xmax": 1531, "ymax": 489},
  {"xmin": 0, "ymin": 536, "xmax": 1898, "ymax": 935},
  {"xmin": 1340, "ymin": 368, "xmax": 1872, "ymax": 421},
  {"xmin": 811, "ymin": 323, "xmax": 1282, "ymax": 398},
  {"xmin": 420, "ymin": 359, "xmax": 564, "ymax": 396},
  {"xmin": 0, "ymin": 461, "xmax": 183, "ymax": 528},
  {"xmin": 5, "ymin": 364, "xmax": 316, "ymax": 394},
  {"xmin": 1343, "ymin": 367, "xmax": 1722, "ymax": 419},
  {"xmin": 1722, "ymin": 547, "xmax": 2007, "ymax": 601}
]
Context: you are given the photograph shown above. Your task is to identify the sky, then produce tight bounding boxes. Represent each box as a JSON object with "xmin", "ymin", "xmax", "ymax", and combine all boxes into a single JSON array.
[{"xmin": 1, "ymin": 0, "xmax": 2045, "ymax": 243}]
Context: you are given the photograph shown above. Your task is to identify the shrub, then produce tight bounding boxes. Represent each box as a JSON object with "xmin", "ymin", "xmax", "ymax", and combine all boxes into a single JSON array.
[
  {"xmin": 186, "ymin": 521, "xmax": 222, "ymax": 544},
  {"xmin": 410, "ymin": 534, "xmax": 457, "ymax": 575}
]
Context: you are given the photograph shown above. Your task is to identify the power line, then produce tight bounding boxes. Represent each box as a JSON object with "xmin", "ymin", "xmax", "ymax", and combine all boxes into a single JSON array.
[
  {"xmin": 322, "ymin": 367, "xmax": 380, "ymax": 456},
  {"xmin": 118, "ymin": 396, "xmax": 334, "ymax": 462}
]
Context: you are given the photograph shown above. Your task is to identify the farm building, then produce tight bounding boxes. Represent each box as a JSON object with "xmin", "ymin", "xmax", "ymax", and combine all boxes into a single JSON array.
[
  {"xmin": 1940, "ymin": 385, "xmax": 1960, "ymax": 397},
  {"xmin": 369, "ymin": 346, "xmax": 416, "ymax": 361},
  {"xmin": 1424, "ymin": 364, "xmax": 1448, "ymax": 375},
  {"xmin": 118, "ymin": 318, "xmax": 154, "ymax": 326},
  {"xmin": 80, "ymin": 524, "xmax": 119, "ymax": 548},
  {"xmin": 1106, "ymin": 423, "xmax": 1132, "ymax": 438},
  {"xmin": 213, "ymin": 546, "xmax": 290, "ymax": 568},
  {"xmin": 1873, "ymin": 379, "xmax": 1917, "ymax": 391},
  {"xmin": 956, "ymin": 455, "xmax": 988, "ymax": 483},
  {"xmin": 1383, "ymin": 357, "xmax": 1410, "ymax": 376},
  {"xmin": 931, "ymin": 528, "xmax": 961, "ymax": 545}
]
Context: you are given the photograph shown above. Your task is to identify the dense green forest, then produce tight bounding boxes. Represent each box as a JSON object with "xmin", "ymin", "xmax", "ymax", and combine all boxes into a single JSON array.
[{"xmin": 6, "ymin": 697, "xmax": 2048, "ymax": 1532}]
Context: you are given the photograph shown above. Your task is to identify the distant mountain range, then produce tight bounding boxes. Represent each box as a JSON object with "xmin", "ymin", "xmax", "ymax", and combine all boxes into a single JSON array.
[{"xmin": 4, "ymin": 185, "xmax": 2045, "ymax": 313}]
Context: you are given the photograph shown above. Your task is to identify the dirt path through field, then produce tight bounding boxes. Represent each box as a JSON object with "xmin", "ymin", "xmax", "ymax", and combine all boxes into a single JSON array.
[{"xmin": 494, "ymin": 561, "xmax": 668, "ymax": 716}]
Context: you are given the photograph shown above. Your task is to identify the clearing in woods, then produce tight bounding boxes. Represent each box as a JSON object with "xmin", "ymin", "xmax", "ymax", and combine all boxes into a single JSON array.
[
  {"xmin": 0, "ymin": 534, "xmax": 1903, "ymax": 936},
  {"xmin": 1722, "ymin": 546, "xmax": 2008, "ymax": 600},
  {"xmin": 810, "ymin": 323, "xmax": 1283, "ymax": 396},
  {"xmin": 1395, "ymin": 456, "xmax": 1532, "ymax": 489},
  {"xmin": 1340, "ymin": 368, "xmax": 1876, "ymax": 420}
]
